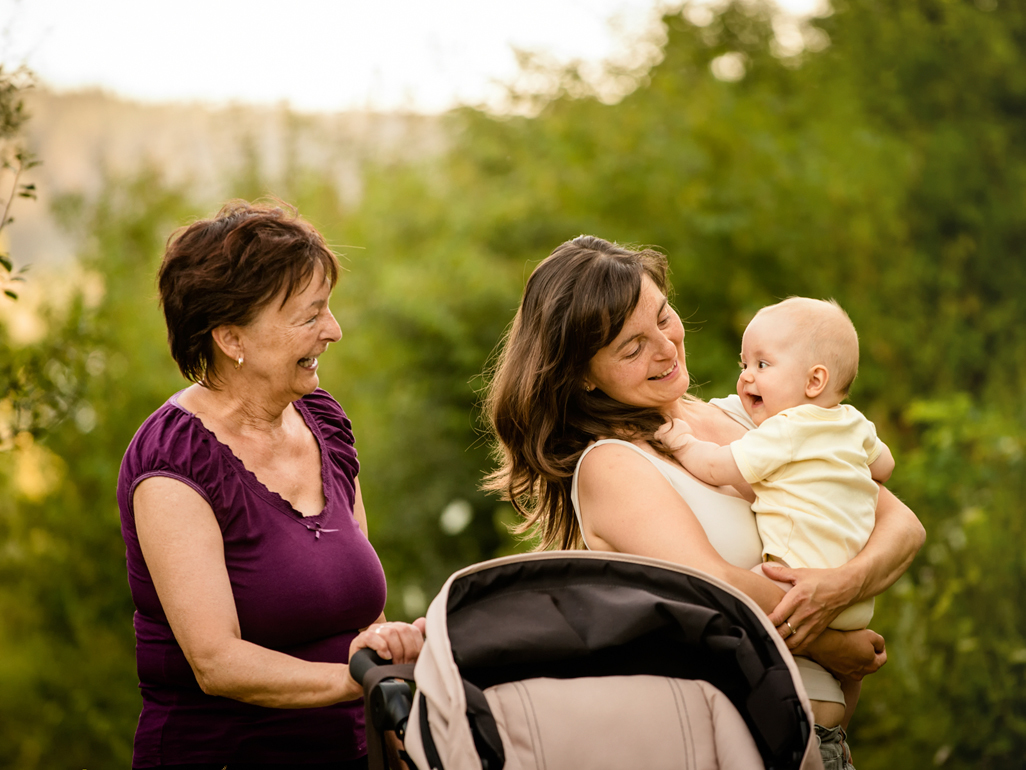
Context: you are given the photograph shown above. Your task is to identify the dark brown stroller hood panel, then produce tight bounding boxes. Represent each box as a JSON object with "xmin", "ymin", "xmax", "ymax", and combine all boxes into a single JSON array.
[{"xmin": 397, "ymin": 552, "xmax": 824, "ymax": 770}]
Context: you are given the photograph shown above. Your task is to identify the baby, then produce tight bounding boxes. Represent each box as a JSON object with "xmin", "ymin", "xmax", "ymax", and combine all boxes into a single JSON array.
[{"xmin": 656, "ymin": 297, "xmax": 894, "ymax": 723}]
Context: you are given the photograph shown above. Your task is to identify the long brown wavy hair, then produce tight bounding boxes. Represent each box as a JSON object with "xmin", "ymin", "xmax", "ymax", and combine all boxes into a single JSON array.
[{"xmin": 482, "ymin": 236, "xmax": 679, "ymax": 550}]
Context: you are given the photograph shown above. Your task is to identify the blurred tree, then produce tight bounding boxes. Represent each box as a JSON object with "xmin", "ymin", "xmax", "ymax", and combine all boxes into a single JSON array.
[
  {"xmin": 859, "ymin": 396, "xmax": 1026, "ymax": 769},
  {"xmin": 0, "ymin": 170, "xmax": 197, "ymax": 767},
  {"xmin": 331, "ymin": 1, "xmax": 1026, "ymax": 765},
  {"xmin": 4, "ymin": 0, "xmax": 1026, "ymax": 766},
  {"xmin": 0, "ymin": 64, "xmax": 52, "ymax": 449},
  {"xmin": 0, "ymin": 64, "xmax": 37, "ymax": 301}
]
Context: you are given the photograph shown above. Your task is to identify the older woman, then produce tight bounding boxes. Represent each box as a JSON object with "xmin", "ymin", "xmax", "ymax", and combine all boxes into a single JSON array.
[
  {"xmin": 483, "ymin": 235, "xmax": 924, "ymax": 769},
  {"xmin": 117, "ymin": 200, "xmax": 423, "ymax": 769}
]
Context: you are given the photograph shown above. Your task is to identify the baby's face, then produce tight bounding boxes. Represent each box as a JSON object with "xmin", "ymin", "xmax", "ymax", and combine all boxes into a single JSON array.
[{"xmin": 736, "ymin": 311, "xmax": 814, "ymax": 426}]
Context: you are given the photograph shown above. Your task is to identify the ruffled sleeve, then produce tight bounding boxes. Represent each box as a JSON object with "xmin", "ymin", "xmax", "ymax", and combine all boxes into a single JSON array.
[
  {"xmin": 118, "ymin": 398, "xmax": 242, "ymax": 529},
  {"xmin": 295, "ymin": 389, "xmax": 361, "ymax": 510}
]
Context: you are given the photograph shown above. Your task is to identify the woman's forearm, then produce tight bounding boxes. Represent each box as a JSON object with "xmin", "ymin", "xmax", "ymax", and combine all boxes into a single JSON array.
[
  {"xmin": 843, "ymin": 485, "xmax": 925, "ymax": 603},
  {"xmin": 193, "ymin": 618, "xmax": 424, "ymax": 709},
  {"xmin": 193, "ymin": 639, "xmax": 360, "ymax": 708},
  {"xmin": 722, "ymin": 564, "xmax": 788, "ymax": 615}
]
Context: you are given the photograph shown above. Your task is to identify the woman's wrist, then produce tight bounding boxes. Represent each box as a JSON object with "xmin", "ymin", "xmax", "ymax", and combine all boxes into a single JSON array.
[
  {"xmin": 835, "ymin": 558, "xmax": 871, "ymax": 606},
  {"xmin": 337, "ymin": 663, "xmax": 364, "ymax": 702}
]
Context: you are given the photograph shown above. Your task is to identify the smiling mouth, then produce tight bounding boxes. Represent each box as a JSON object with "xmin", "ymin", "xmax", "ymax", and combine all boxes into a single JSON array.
[
  {"xmin": 298, "ymin": 356, "xmax": 318, "ymax": 370},
  {"xmin": 648, "ymin": 361, "xmax": 677, "ymax": 380}
]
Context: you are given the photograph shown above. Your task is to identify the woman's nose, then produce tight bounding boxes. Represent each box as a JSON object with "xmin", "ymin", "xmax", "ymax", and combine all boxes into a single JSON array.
[
  {"xmin": 323, "ymin": 310, "xmax": 342, "ymax": 342},
  {"xmin": 657, "ymin": 332, "xmax": 677, "ymax": 359}
]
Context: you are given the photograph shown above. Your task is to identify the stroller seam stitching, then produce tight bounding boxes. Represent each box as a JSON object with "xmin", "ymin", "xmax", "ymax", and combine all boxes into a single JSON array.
[
  {"xmin": 517, "ymin": 680, "xmax": 546, "ymax": 770},
  {"xmin": 512, "ymin": 681, "xmax": 532, "ymax": 770},
  {"xmin": 521, "ymin": 681, "xmax": 545, "ymax": 770},
  {"xmin": 670, "ymin": 678, "xmax": 697, "ymax": 770}
]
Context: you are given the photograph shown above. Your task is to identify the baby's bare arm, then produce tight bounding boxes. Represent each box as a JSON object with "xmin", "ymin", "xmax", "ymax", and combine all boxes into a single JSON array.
[
  {"xmin": 656, "ymin": 418, "xmax": 745, "ymax": 486},
  {"xmin": 870, "ymin": 443, "xmax": 895, "ymax": 482}
]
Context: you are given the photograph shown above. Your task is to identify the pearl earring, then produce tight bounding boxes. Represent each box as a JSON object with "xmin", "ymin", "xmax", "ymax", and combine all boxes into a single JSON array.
[{"xmin": 234, "ymin": 356, "xmax": 244, "ymax": 370}]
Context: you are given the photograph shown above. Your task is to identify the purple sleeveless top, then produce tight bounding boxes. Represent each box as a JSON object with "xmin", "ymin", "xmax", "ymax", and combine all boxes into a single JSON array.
[{"xmin": 117, "ymin": 388, "xmax": 387, "ymax": 767}]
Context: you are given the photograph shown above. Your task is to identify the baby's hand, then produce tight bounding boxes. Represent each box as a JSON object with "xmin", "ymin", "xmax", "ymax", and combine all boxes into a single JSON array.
[{"xmin": 654, "ymin": 418, "xmax": 694, "ymax": 451}]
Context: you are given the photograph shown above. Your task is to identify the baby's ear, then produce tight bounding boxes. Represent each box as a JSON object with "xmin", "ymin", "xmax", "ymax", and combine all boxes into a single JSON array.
[{"xmin": 805, "ymin": 364, "xmax": 830, "ymax": 398}]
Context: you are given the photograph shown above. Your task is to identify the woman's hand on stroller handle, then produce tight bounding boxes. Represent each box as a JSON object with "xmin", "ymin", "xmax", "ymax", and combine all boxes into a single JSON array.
[{"xmin": 344, "ymin": 619, "xmax": 426, "ymax": 695}]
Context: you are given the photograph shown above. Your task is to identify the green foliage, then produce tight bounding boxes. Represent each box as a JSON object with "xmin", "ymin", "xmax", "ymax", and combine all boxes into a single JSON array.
[
  {"xmin": 0, "ymin": 65, "xmax": 38, "ymax": 301},
  {"xmin": 3, "ymin": 0, "xmax": 1026, "ymax": 766},
  {"xmin": 0, "ymin": 171, "xmax": 198, "ymax": 767},
  {"xmin": 859, "ymin": 396, "xmax": 1026, "ymax": 769}
]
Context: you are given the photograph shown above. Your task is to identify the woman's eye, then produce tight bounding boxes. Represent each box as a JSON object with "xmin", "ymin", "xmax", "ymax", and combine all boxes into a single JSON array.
[{"xmin": 625, "ymin": 345, "xmax": 642, "ymax": 359}]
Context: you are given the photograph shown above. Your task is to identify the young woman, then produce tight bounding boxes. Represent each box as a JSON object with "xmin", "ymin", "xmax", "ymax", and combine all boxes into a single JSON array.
[{"xmin": 483, "ymin": 235, "xmax": 924, "ymax": 769}]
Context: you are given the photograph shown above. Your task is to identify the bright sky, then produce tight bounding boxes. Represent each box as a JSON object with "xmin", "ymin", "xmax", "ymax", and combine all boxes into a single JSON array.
[{"xmin": 1, "ymin": 0, "xmax": 825, "ymax": 114}]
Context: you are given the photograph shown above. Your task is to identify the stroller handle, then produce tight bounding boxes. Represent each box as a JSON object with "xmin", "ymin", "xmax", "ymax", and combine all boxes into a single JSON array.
[
  {"xmin": 350, "ymin": 647, "xmax": 387, "ymax": 686},
  {"xmin": 350, "ymin": 648, "xmax": 414, "ymax": 741}
]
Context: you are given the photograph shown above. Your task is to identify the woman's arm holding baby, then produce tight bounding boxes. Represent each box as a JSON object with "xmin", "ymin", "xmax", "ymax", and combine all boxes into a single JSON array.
[
  {"xmin": 765, "ymin": 485, "xmax": 924, "ymax": 648},
  {"xmin": 581, "ymin": 441, "xmax": 891, "ymax": 678}
]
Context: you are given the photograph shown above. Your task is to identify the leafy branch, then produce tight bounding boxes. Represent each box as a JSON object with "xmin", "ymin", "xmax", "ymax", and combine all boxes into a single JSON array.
[
  {"xmin": 0, "ymin": 149, "xmax": 39, "ymax": 299},
  {"xmin": 0, "ymin": 64, "xmax": 38, "ymax": 301}
]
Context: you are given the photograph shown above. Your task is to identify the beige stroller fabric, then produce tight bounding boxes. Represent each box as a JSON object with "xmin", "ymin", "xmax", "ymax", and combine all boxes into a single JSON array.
[
  {"xmin": 403, "ymin": 551, "xmax": 824, "ymax": 770},
  {"xmin": 484, "ymin": 675, "xmax": 761, "ymax": 770}
]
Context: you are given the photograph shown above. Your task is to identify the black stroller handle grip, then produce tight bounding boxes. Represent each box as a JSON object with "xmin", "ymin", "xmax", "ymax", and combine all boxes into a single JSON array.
[
  {"xmin": 350, "ymin": 648, "xmax": 415, "ymax": 745},
  {"xmin": 350, "ymin": 647, "xmax": 387, "ymax": 687}
]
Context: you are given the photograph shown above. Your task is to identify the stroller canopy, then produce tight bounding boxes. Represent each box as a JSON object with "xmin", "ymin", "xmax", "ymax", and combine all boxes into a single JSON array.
[{"xmin": 401, "ymin": 552, "xmax": 822, "ymax": 770}]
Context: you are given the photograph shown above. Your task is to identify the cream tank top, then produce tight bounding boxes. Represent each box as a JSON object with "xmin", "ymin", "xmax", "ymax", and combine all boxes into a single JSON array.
[
  {"xmin": 570, "ymin": 438, "xmax": 763, "ymax": 567},
  {"xmin": 569, "ymin": 420, "xmax": 845, "ymax": 707}
]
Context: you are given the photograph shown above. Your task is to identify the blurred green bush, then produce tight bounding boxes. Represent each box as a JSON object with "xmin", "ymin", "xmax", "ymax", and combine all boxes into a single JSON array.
[{"xmin": 2, "ymin": 1, "xmax": 1025, "ymax": 766}]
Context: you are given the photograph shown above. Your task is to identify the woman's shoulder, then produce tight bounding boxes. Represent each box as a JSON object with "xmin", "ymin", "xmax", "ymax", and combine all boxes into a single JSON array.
[
  {"xmin": 580, "ymin": 437, "xmax": 653, "ymax": 458},
  {"xmin": 296, "ymin": 388, "xmax": 360, "ymax": 476},
  {"xmin": 576, "ymin": 439, "xmax": 676, "ymax": 490},
  {"xmin": 125, "ymin": 393, "xmax": 212, "ymax": 465},
  {"xmin": 297, "ymin": 389, "xmax": 354, "ymax": 440},
  {"xmin": 118, "ymin": 393, "xmax": 230, "ymax": 506},
  {"xmin": 707, "ymin": 394, "xmax": 757, "ymax": 430}
]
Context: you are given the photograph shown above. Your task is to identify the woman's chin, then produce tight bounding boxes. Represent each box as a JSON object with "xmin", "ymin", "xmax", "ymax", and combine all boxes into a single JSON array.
[{"xmin": 287, "ymin": 371, "xmax": 320, "ymax": 399}]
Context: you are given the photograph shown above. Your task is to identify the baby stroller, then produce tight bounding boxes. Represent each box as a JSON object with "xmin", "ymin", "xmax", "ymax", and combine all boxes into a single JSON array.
[{"xmin": 353, "ymin": 551, "xmax": 824, "ymax": 770}]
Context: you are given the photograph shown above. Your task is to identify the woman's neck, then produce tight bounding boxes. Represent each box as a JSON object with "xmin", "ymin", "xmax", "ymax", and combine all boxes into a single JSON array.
[{"xmin": 180, "ymin": 383, "xmax": 293, "ymax": 439}]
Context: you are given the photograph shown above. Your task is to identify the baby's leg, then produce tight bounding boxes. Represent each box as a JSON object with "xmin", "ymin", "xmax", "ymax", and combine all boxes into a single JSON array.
[
  {"xmin": 840, "ymin": 678, "xmax": 861, "ymax": 729},
  {"xmin": 755, "ymin": 560, "xmax": 856, "ymax": 730},
  {"xmin": 809, "ymin": 699, "xmax": 846, "ymax": 729}
]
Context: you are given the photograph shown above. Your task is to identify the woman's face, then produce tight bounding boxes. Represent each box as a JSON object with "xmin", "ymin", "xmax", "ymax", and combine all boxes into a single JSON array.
[
  {"xmin": 234, "ymin": 264, "xmax": 342, "ymax": 405},
  {"xmin": 584, "ymin": 275, "xmax": 688, "ymax": 412}
]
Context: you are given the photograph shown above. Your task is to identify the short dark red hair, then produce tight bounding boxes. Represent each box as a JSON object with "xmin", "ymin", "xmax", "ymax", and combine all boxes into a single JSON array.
[{"xmin": 158, "ymin": 199, "xmax": 340, "ymax": 387}]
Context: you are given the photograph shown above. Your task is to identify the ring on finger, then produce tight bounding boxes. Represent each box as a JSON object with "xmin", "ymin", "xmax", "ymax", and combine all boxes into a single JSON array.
[{"xmin": 784, "ymin": 620, "xmax": 796, "ymax": 637}]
